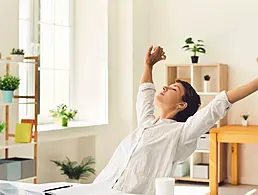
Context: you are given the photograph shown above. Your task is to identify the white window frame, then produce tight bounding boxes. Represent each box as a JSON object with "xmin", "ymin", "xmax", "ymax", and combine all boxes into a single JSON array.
[{"xmin": 19, "ymin": 0, "xmax": 74, "ymax": 125}]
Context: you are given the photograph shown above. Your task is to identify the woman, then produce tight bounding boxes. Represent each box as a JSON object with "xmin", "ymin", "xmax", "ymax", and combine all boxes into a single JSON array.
[{"xmin": 94, "ymin": 46, "xmax": 258, "ymax": 195}]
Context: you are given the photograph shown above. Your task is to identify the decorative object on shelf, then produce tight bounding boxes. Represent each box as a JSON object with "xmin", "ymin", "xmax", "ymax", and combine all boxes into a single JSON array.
[
  {"xmin": 0, "ymin": 75, "xmax": 20, "ymax": 103},
  {"xmin": 10, "ymin": 48, "xmax": 25, "ymax": 62},
  {"xmin": 15, "ymin": 123, "xmax": 33, "ymax": 143},
  {"xmin": 203, "ymin": 75, "xmax": 211, "ymax": 92},
  {"xmin": 49, "ymin": 104, "xmax": 78, "ymax": 127},
  {"xmin": 182, "ymin": 37, "xmax": 206, "ymax": 63},
  {"xmin": 51, "ymin": 156, "xmax": 96, "ymax": 183},
  {"xmin": 241, "ymin": 114, "xmax": 249, "ymax": 126}
]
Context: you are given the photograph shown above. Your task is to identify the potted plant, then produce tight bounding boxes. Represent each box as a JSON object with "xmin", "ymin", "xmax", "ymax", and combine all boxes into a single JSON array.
[
  {"xmin": 204, "ymin": 75, "xmax": 211, "ymax": 92},
  {"xmin": 182, "ymin": 37, "xmax": 206, "ymax": 63},
  {"xmin": 0, "ymin": 75, "xmax": 20, "ymax": 103},
  {"xmin": 241, "ymin": 115, "xmax": 249, "ymax": 126},
  {"xmin": 51, "ymin": 156, "xmax": 96, "ymax": 183},
  {"xmin": 10, "ymin": 48, "xmax": 25, "ymax": 62},
  {"xmin": 49, "ymin": 104, "xmax": 78, "ymax": 127}
]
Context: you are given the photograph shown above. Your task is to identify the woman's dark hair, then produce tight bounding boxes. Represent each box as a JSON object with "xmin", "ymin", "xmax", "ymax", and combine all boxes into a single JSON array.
[{"xmin": 173, "ymin": 80, "xmax": 201, "ymax": 122}]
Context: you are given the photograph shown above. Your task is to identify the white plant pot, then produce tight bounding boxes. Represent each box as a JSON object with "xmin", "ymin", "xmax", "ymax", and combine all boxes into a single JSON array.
[
  {"xmin": 242, "ymin": 120, "xmax": 248, "ymax": 127},
  {"xmin": 10, "ymin": 54, "xmax": 24, "ymax": 62},
  {"xmin": 204, "ymin": 80, "xmax": 210, "ymax": 92}
]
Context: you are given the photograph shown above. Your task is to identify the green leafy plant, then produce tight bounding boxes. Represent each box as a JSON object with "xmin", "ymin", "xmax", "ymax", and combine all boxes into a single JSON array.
[
  {"xmin": 204, "ymin": 75, "xmax": 211, "ymax": 81},
  {"xmin": 242, "ymin": 115, "xmax": 249, "ymax": 120},
  {"xmin": 51, "ymin": 156, "xmax": 96, "ymax": 180},
  {"xmin": 182, "ymin": 37, "xmax": 206, "ymax": 56},
  {"xmin": 49, "ymin": 104, "xmax": 78, "ymax": 120},
  {"xmin": 0, "ymin": 75, "xmax": 20, "ymax": 91},
  {"xmin": 10, "ymin": 48, "xmax": 25, "ymax": 55},
  {"xmin": 0, "ymin": 122, "xmax": 5, "ymax": 133}
]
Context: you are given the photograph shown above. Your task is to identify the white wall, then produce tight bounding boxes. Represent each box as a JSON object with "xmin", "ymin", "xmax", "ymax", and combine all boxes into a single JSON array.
[
  {"xmin": 73, "ymin": 0, "xmax": 108, "ymax": 124},
  {"xmin": 93, "ymin": 0, "xmax": 135, "ymax": 171},
  {"xmin": 0, "ymin": 0, "xmax": 19, "ymax": 56},
  {"xmin": 149, "ymin": 0, "xmax": 258, "ymax": 185},
  {"xmin": 132, "ymin": 0, "xmax": 150, "ymax": 128},
  {"xmin": 0, "ymin": 0, "xmax": 19, "ymax": 157}
]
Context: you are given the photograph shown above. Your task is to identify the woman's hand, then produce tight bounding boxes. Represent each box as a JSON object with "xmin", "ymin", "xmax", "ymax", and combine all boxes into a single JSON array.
[{"xmin": 144, "ymin": 45, "xmax": 166, "ymax": 68}]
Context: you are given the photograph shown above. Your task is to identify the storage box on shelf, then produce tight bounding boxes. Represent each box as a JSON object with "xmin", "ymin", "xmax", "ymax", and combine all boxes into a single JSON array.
[
  {"xmin": 197, "ymin": 134, "xmax": 210, "ymax": 151},
  {"xmin": 174, "ymin": 161, "xmax": 190, "ymax": 178},
  {"xmin": 0, "ymin": 56, "xmax": 39, "ymax": 183},
  {"xmin": 166, "ymin": 63, "xmax": 228, "ymax": 183},
  {"xmin": 193, "ymin": 163, "xmax": 209, "ymax": 179},
  {"xmin": 0, "ymin": 158, "xmax": 36, "ymax": 181}
]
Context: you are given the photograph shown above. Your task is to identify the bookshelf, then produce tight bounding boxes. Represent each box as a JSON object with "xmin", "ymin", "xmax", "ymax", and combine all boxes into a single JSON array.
[
  {"xmin": 166, "ymin": 63, "xmax": 228, "ymax": 183},
  {"xmin": 0, "ymin": 56, "xmax": 39, "ymax": 184}
]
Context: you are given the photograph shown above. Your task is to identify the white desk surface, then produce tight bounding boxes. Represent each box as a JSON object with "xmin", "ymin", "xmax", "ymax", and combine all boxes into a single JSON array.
[{"xmin": 0, "ymin": 181, "xmax": 140, "ymax": 195}]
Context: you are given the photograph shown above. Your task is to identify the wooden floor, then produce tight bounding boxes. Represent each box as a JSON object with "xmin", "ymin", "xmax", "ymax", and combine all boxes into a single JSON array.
[{"xmin": 175, "ymin": 184, "xmax": 258, "ymax": 195}]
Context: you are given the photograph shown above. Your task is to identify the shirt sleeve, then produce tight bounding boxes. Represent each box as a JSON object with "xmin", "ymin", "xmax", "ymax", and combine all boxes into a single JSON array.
[
  {"xmin": 180, "ymin": 91, "xmax": 232, "ymax": 144},
  {"xmin": 136, "ymin": 83, "xmax": 156, "ymax": 127}
]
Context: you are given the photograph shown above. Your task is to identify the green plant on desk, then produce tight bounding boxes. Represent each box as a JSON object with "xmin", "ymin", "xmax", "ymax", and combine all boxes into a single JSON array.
[
  {"xmin": 51, "ymin": 156, "xmax": 96, "ymax": 182},
  {"xmin": 49, "ymin": 104, "xmax": 78, "ymax": 127}
]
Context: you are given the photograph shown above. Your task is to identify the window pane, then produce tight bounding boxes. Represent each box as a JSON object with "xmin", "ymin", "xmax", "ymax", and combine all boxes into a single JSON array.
[
  {"xmin": 19, "ymin": 20, "xmax": 31, "ymax": 54},
  {"xmin": 40, "ymin": 70, "xmax": 55, "ymax": 116},
  {"xmin": 40, "ymin": 0, "xmax": 54, "ymax": 23},
  {"xmin": 54, "ymin": 0, "xmax": 70, "ymax": 26},
  {"xmin": 19, "ymin": 0, "xmax": 31, "ymax": 20},
  {"xmin": 40, "ymin": 23, "xmax": 54, "ymax": 69},
  {"xmin": 54, "ymin": 70, "xmax": 70, "ymax": 106},
  {"xmin": 54, "ymin": 26, "xmax": 70, "ymax": 70}
]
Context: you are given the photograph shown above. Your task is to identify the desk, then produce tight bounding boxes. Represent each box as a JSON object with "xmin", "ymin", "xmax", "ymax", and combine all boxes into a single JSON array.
[{"xmin": 209, "ymin": 125, "xmax": 258, "ymax": 195}]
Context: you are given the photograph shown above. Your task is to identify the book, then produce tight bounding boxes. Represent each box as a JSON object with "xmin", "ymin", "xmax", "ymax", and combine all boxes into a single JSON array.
[{"xmin": 15, "ymin": 123, "xmax": 32, "ymax": 143}]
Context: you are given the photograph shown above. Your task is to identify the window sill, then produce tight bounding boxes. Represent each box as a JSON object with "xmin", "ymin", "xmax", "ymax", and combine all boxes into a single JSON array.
[
  {"xmin": 37, "ymin": 121, "xmax": 105, "ymax": 132},
  {"xmin": 37, "ymin": 120, "xmax": 108, "ymax": 143}
]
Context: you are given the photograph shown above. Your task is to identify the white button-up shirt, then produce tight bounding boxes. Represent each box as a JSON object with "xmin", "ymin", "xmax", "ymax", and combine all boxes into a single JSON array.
[{"xmin": 93, "ymin": 83, "xmax": 231, "ymax": 195}]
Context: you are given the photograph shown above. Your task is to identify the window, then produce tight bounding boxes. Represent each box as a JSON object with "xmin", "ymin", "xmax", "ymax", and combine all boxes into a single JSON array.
[
  {"xmin": 19, "ymin": 0, "xmax": 73, "ymax": 124},
  {"xmin": 19, "ymin": 0, "xmax": 108, "ymax": 126}
]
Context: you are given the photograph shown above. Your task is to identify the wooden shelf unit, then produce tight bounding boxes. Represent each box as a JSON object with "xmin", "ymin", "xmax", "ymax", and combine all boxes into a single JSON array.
[
  {"xmin": 166, "ymin": 63, "xmax": 228, "ymax": 183},
  {"xmin": 0, "ymin": 56, "xmax": 39, "ymax": 184}
]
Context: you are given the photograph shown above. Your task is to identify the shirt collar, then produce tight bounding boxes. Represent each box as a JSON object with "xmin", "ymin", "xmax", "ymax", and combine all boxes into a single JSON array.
[{"xmin": 157, "ymin": 118, "xmax": 177, "ymax": 124}]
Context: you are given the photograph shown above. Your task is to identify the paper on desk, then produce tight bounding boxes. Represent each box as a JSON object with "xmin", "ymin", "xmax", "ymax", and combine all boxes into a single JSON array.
[
  {"xmin": 0, "ymin": 181, "xmax": 139, "ymax": 195},
  {"xmin": 52, "ymin": 183, "xmax": 140, "ymax": 195},
  {"xmin": 0, "ymin": 182, "xmax": 43, "ymax": 195},
  {"xmin": 0, "ymin": 181, "xmax": 75, "ymax": 195}
]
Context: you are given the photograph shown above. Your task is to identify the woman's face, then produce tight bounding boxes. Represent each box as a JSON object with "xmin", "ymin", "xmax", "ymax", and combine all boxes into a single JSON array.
[{"xmin": 155, "ymin": 82, "xmax": 186, "ymax": 110}]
